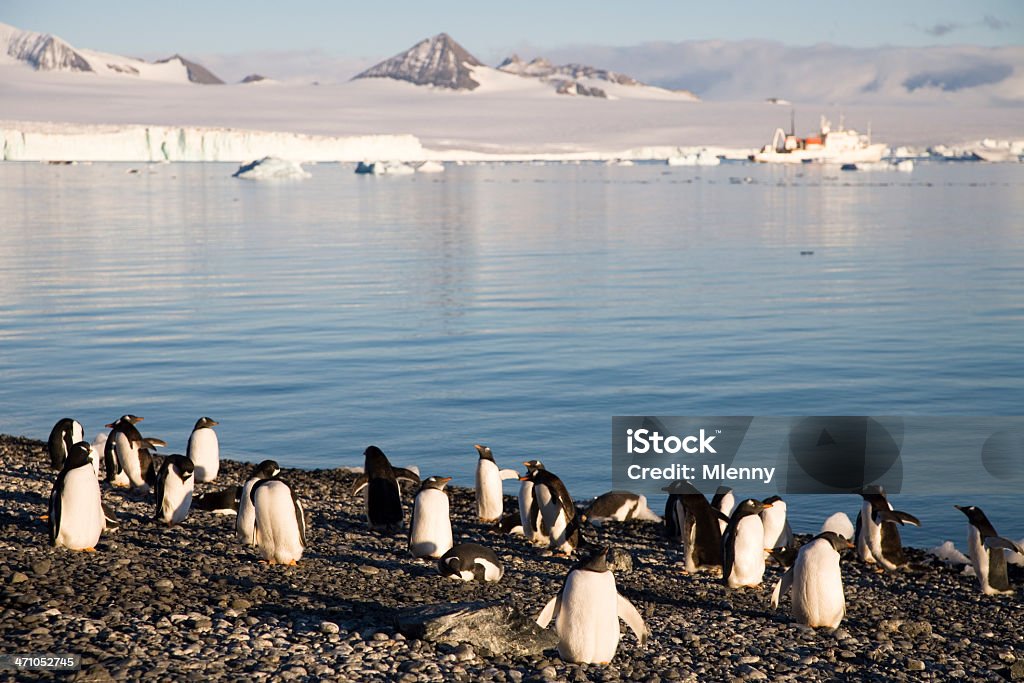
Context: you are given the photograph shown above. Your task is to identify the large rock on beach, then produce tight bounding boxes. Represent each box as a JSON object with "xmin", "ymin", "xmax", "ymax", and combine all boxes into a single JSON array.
[{"xmin": 395, "ymin": 601, "xmax": 558, "ymax": 656}]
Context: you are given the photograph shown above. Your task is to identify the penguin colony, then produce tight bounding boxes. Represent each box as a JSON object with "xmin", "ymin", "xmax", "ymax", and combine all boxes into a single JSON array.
[{"xmin": 42, "ymin": 418, "xmax": 1022, "ymax": 665}]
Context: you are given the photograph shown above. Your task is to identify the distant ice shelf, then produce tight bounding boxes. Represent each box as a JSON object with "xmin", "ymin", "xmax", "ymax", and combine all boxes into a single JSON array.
[{"xmin": 0, "ymin": 121, "xmax": 427, "ymax": 162}]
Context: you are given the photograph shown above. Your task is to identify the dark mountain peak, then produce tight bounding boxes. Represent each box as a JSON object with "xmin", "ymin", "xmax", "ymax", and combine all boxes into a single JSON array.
[
  {"xmin": 353, "ymin": 33, "xmax": 484, "ymax": 90},
  {"xmin": 155, "ymin": 54, "xmax": 224, "ymax": 84}
]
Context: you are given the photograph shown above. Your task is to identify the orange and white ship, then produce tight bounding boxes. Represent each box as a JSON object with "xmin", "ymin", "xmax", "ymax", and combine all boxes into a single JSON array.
[{"xmin": 751, "ymin": 115, "xmax": 887, "ymax": 164}]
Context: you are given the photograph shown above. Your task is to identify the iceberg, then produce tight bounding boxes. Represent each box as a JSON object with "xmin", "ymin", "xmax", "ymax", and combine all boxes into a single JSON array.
[
  {"xmin": 416, "ymin": 160, "xmax": 445, "ymax": 173},
  {"xmin": 666, "ymin": 149, "xmax": 720, "ymax": 166},
  {"xmin": 355, "ymin": 160, "xmax": 416, "ymax": 175},
  {"xmin": 232, "ymin": 156, "xmax": 311, "ymax": 180}
]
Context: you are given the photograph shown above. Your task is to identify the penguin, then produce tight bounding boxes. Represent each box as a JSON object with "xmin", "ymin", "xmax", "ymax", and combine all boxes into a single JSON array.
[
  {"xmin": 519, "ymin": 460, "xmax": 549, "ymax": 545},
  {"xmin": 771, "ymin": 531, "xmax": 853, "ymax": 629},
  {"xmin": 474, "ymin": 445, "xmax": 520, "ymax": 524},
  {"xmin": 187, "ymin": 417, "xmax": 220, "ymax": 482},
  {"xmin": 194, "ymin": 485, "xmax": 242, "ymax": 515},
  {"xmin": 722, "ymin": 498, "xmax": 772, "ymax": 588},
  {"xmin": 153, "ymin": 454, "xmax": 195, "ymax": 526},
  {"xmin": 711, "ymin": 486, "xmax": 735, "ymax": 535},
  {"xmin": 48, "ymin": 442, "xmax": 104, "ymax": 551},
  {"xmin": 408, "ymin": 476, "xmax": 454, "ymax": 559},
  {"xmin": 104, "ymin": 415, "xmax": 162, "ymax": 491},
  {"xmin": 521, "ymin": 468, "xmax": 580, "ymax": 556},
  {"xmin": 761, "ymin": 495, "xmax": 794, "ymax": 558},
  {"xmin": 661, "ymin": 481, "xmax": 726, "ymax": 573},
  {"xmin": 582, "ymin": 491, "xmax": 662, "ymax": 527},
  {"xmin": 48, "ymin": 418, "xmax": 83, "ymax": 470},
  {"xmin": 955, "ymin": 505, "xmax": 1023, "ymax": 595},
  {"xmin": 767, "ymin": 544, "xmax": 800, "ymax": 569},
  {"xmin": 250, "ymin": 478, "xmax": 307, "ymax": 565},
  {"xmin": 855, "ymin": 486, "xmax": 920, "ymax": 571},
  {"xmin": 351, "ymin": 446, "xmax": 420, "ymax": 532},
  {"xmin": 438, "ymin": 543, "xmax": 504, "ymax": 582},
  {"xmin": 236, "ymin": 459, "xmax": 281, "ymax": 544},
  {"xmin": 820, "ymin": 512, "xmax": 855, "ymax": 541},
  {"xmin": 535, "ymin": 546, "xmax": 649, "ymax": 664},
  {"xmin": 495, "ymin": 512, "xmax": 525, "ymax": 535}
]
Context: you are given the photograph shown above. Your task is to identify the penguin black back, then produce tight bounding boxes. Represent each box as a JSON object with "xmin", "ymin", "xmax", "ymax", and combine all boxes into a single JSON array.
[{"xmin": 363, "ymin": 445, "xmax": 404, "ymax": 531}]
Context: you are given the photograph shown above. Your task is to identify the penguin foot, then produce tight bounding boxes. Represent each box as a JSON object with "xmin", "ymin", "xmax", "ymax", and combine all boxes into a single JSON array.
[
  {"xmin": 287, "ymin": 560, "xmax": 297, "ymax": 566},
  {"xmin": 81, "ymin": 547, "xmax": 96, "ymax": 552},
  {"xmin": 38, "ymin": 515, "xmax": 49, "ymax": 521}
]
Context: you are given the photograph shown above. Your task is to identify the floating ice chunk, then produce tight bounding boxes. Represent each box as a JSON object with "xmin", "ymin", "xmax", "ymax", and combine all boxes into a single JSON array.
[
  {"xmin": 820, "ymin": 512, "xmax": 855, "ymax": 540},
  {"xmin": 895, "ymin": 159, "xmax": 914, "ymax": 172},
  {"xmin": 928, "ymin": 540, "xmax": 970, "ymax": 566},
  {"xmin": 355, "ymin": 160, "xmax": 416, "ymax": 175},
  {"xmin": 416, "ymin": 160, "xmax": 445, "ymax": 173},
  {"xmin": 667, "ymin": 150, "xmax": 720, "ymax": 166},
  {"xmin": 232, "ymin": 156, "xmax": 311, "ymax": 180}
]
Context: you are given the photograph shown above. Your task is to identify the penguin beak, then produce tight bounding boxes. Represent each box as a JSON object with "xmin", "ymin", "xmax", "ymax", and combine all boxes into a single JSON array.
[
  {"xmin": 845, "ymin": 541, "xmax": 854, "ymax": 549},
  {"xmin": 519, "ymin": 475, "xmax": 530, "ymax": 481},
  {"xmin": 104, "ymin": 423, "xmax": 115, "ymax": 428},
  {"xmin": 761, "ymin": 503, "xmax": 773, "ymax": 509},
  {"xmin": 440, "ymin": 477, "xmax": 452, "ymax": 483},
  {"xmin": 131, "ymin": 416, "xmax": 144, "ymax": 423}
]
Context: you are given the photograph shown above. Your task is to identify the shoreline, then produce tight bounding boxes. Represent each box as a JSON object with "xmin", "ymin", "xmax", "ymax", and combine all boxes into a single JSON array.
[{"xmin": 1, "ymin": 433, "xmax": 1021, "ymax": 681}]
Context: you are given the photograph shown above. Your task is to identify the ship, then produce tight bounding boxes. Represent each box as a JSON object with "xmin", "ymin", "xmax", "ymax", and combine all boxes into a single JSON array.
[{"xmin": 751, "ymin": 114, "xmax": 887, "ymax": 164}]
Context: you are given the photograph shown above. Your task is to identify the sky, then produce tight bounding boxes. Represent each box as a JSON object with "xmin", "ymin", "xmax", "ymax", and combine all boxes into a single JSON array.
[{"xmin": 3, "ymin": 0, "xmax": 1022, "ymax": 63}]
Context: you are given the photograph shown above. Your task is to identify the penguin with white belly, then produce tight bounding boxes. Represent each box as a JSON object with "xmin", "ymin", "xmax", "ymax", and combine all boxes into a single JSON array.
[
  {"xmin": 519, "ymin": 460, "xmax": 549, "ymax": 545},
  {"xmin": 582, "ymin": 491, "xmax": 662, "ymax": 526},
  {"xmin": 408, "ymin": 476, "xmax": 454, "ymax": 559},
  {"xmin": 251, "ymin": 478, "xmax": 307, "ymax": 565},
  {"xmin": 351, "ymin": 446, "xmax": 420, "ymax": 532},
  {"xmin": 104, "ymin": 415, "xmax": 162, "ymax": 491},
  {"xmin": 535, "ymin": 546, "xmax": 649, "ymax": 664},
  {"xmin": 474, "ymin": 445, "xmax": 520, "ymax": 524},
  {"xmin": 194, "ymin": 485, "xmax": 241, "ymax": 515},
  {"xmin": 520, "ymin": 467, "xmax": 580, "ymax": 556},
  {"xmin": 48, "ymin": 418, "xmax": 84, "ymax": 470},
  {"xmin": 771, "ymin": 531, "xmax": 853, "ymax": 629},
  {"xmin": 855, "ymin": 486, "xmax": 920, "ymax": 571},
  {"xmin": 154, "ymin": 454, "xmax": 195, "ymax": 526},
  {"xmin": 49, "ymin": 442, "xmax": 104, "ymax": 551},
  {"xmin": 761, "ymin": 495, "xmax": 794, "ymax": 559},
  {"xmin": 187, "ymin": 417, "xmax": 220, "ymax": 482},
  {"xmin": 438, "ymin": 543, "xmax": 504, "ymax": 582},
  {"xmin": 955, "ymin": 505, "xmax": 1022, "ymax": 595},
  {"xmin": 722, "ymin": 498, "xmax": 772, "ymax": 588},
  {"xmin": 237, "ymin": 460, "xmax": 280, "ymax": 544}
]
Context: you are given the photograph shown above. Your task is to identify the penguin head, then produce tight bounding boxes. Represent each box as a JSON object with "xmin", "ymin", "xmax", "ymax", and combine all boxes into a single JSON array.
[
  {"xmin": 814, "ymin": 531, "xmax": 854, "ymax": 554},
  {"xmin": 173, "ymin": 457, "xmax": 195, "ymax": 481},
  {"xmin": 518, "ymin": 469, "xmax": 538, "ymax": 482},
  {"xmin": 522, "ymin": 459, "xmax": 545, "ymax": 473},
  {"xmin": 662, "ymin": 480, "xmax": 701, "ymax": 496},
  {"xmin": 577, "ymin": 545, "xmax": 611, "ymax": 573},
  {"xmin": 733, "ymin": 498, "xmax": 771, "ymax": 519},
  {"xmin": 64, "ymin": 441, "xmax": 93, "ymax": 470},
  {"xmin": 194, "ymin": 417, "xmax": 219, "ymax": 430},
  {"xmin": 767, "ymin": 544, "xmax": 799, "ymax": 568},
  {"xmin": 857, "ymin": 484, "xmax": 886, "ymax": 499},
  {"xmin": 364, "ymin": 445, "xmax": 388, "ymax": 461},
  {"xmin": 422, "ymin": 476, "xmax": 452, "ymax": 491},
  {"xmin": 253, "ymin": 459, "xmax": 281, "ymax": 479},
  {"xmin": 105, "ymin": 414, "xmax": 143, "ymax": 428},
  {"xmin": 954, "ymin": 504, "xmax": 989, "ymax": 526},
  {"xmin": 474, "ymin": 445, "xmax": 494, "ymax": 462}
]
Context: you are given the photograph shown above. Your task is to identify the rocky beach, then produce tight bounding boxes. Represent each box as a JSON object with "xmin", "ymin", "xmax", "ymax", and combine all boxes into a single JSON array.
[{"xmin": 1, "ymin": 433, "xmax": 1021, "ymax": 682}]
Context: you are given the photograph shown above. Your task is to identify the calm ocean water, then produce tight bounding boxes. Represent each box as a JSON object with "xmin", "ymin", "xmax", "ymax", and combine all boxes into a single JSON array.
[{"xmin": 1, "ymin": 161, "xmax": 1022, "ymax": 548}]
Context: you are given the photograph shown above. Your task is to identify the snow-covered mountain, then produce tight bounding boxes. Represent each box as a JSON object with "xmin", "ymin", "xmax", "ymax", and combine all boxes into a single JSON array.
[
  {"xmin": 0, "ymin": 21, "xmax": 222, "ymax": 84},
  {"xmin": 497, "ymin": 54, "xmax": 697, "ymax": 99},
  {"xmin": 353, "ymin": 33, "xmax": 483, "ymax": 90}
]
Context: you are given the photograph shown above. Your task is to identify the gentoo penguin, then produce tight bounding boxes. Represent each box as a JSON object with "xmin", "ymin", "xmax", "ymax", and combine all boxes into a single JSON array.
[
  {"xmin": 519, "ymin": 460, "xmax": 549, "ymax": 545},
  {"xmin": 104, "ymin": 415, "xmax": 162, "ymax": 490},
  {"xmin": 535, "ymin": 546, "xmax": 648, "ymax": 664},
  {"xmin": 662, "ymin": 481, "xmax": 726, "ymax": 573},
  {"xmin": 496, "ymin": 512, "xmax": 525, "ymax": 536},
  {"xmin": 820, "ymin": 512, "xmax": 855, "ymax": 541},
  {"xmin": 187, "ymin": 417, "xmax": 220, "ymax": 482},
  {"xmin": 767, "ymin": 544, "xmax": 800, "ymax": 569},
  {"xmin": 351, "ymin": 446, "xmax": 420, "ymax": 532},
  {"xmin": 955, "ymin": 505, "xmax": 1023, "ymax": 595},
  {"xmin": 855, "ymin": 487, "xmax": 920, "ymax": 571},
  {"xmin": 251, "ymin": 478, "xmax": 306, "ymax": 565},
  {"xmin": 722, "ymin": 498, "xmax": 772, "ymax": 588},
  {"xmin": 438, "ymin": 543, "xmax": 504, "ymax": 582},
  {"xmin": 236, "ymin": 459, "xmax": 280, "ymax": 544},
  {"xmin": 582, "ymin": 491, "xmax": 662, "ymax": 527},
  {"xmin": 474, "ymin": 445, "xmax": 520, "ymax": 523},
  {"xmin": 761, "ymin": 495, "xmax": 794, "ymax": 558},
  {"xmin": 194, "ymin": 485, "xmax": 242, "ymax": 514},
  {"xmin": 48, "ymin": 442, "xmax": 104, "ymax": 551},
  {"xmin": 711, "ymin": 486, "xmax": 735, "ymax": 534},
  {"xmin": 409, "ymin": 476, "xmax": 454, "ymax": 559},
  {"xmin": 521, "ymin": 468, "xmax": 580, "ymax": 556},
  {"xmin": 154, "ymin": 454, "xmax": 194, "ymax": 526},
  {"xmin": 771, "ymin": 531, "xmax": 853, "ymax": 629},
  {"xmin": 48, "ymin": 418, "xmax": 83, "ymax": 470}
]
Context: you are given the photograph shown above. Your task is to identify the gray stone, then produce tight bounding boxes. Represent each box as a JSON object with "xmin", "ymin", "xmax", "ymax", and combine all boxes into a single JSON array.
[
  {"xmin": 320, "ymin": 621, "xmax": 340, "ymax": 635},
  {"xmin": 907, "ymin": 659, "xmax": 925, "ymax": 671},
  {"xmin": 396, "ymin": 601, "xmax": 559, "ymax": 657},
  {"xmin": 607, "ymin": 547, "xmax": 634, "ymax": 573}
]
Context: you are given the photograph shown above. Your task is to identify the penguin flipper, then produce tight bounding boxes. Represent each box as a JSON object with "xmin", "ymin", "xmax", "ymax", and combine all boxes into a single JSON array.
[
  {"xmin": 985, "ymin": 536, "xmax": 1024, "ymax": 555},
  {"xmin": 153, "ymin": 466, "xmax": 166, "ymax": 519},
  {"xmin": 393, "ymin": 468, "xmax": 421, "ymax": 486},
  {"xmin": 721, "ymin": 528, "xmax": 736, "ymax": 585},
  {"xmin": 498, "ymin": 468, "xmax": 520, "ymax": 480},
  {"xmin": 535, "ymin": 595, "xmax": 560, "ymax": 628},
  {"xmin": 48, "ymin": 482, "xmax": 61, "ymax": 545},
  {"xmin": 874, "ymin": 509, "xmax": 920, "ymax": 527},
  {"xmin": 292, "ymin": 491, "xmax": 307, "ymax": 547},
  {"xmin": 771, "ymin": 568, "xmax": 794, "ymax": 608},
  {"xmin": 351, "ymin": 474, "xmax": 369, "ymax": 496},
  {"xmin": 616, "ymin": 593, "xmax": 648, "ymax": 647},
  {"xmin": 104, "ymin": 434, "xmax": 122, "ymax": 477}
]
